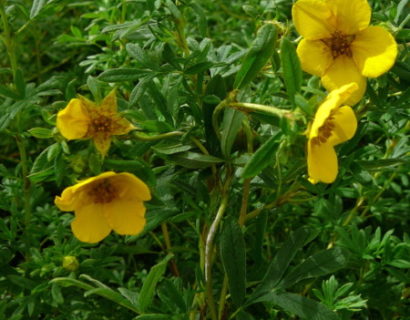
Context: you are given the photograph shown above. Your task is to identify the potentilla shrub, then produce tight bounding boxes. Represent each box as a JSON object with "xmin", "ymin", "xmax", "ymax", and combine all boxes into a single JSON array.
[{"xmin": 0, "ymin": 0, "xmax": 408, "ymax": 319}]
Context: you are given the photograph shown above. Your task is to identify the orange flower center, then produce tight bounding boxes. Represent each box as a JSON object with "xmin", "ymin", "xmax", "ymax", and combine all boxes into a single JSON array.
[
  {"xmin": 91, "ymin": 115, "xmax": 114, "ymax": 134},
  {"xmin": 322, "ymin": 32, "xmax": 355, "ymax": 59},
  {"xmin": 88, "ymin": 179, "xmax": 117, "ymax": 203},
  {"xmin": 311, "ymin": 115, "xmax": 335, "ymax": 146}
]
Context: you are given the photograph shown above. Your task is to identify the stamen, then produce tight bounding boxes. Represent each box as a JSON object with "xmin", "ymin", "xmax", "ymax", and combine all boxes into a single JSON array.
[
  {"xmin": 322, "ymin": 31, "xmax": 355, "ymax": 59},
  {"xmin": 90, "ymin": 115, "xmax": 114, "ymax": 134},
  {"xmin": 312, "ymin": 117, "xmax": 336, "ymax": 146},
  {"xmin": 88, "ymin": 179, "xmax": 117, "ymax": 203}
]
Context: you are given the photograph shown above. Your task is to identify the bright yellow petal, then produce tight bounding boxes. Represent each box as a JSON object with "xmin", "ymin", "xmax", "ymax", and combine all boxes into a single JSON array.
[
  {"xmin": 297, "ymin": 39, "xmax": 333, "ymax": 76},
  {"xmin": 309, "ymin": 83, "xmax": 358, "ymax": 139},
  {"xmin": 69, "ymin": 172, "xmax": 117, "ymax": 194},
  {"xmin": 56, "ymin": 99, "xmax": 90, "ymax": 140},
  {"xmin": 111, "ymin": 172, "xmax": 151, "ymax": 201},
  {"xmin": 308, "ymin": 141, "xmax": 338, "ymax": 184},
  {"xmin": 100, "ymin": 89, "xmax": 118, "ymax": 112},
  {"xmin": 328, "ymin": 105, "xmax": 357, "ymax": 146},
  {"xmin": 55, "ymin": 172, "xmax": 117, "ymax": 211},
  {"xmin": 292, "ymin": 0, "xmax": 333, "ymax": 40},
  {"xmin": 78, "ymin": 95, "xmax": 96, "ymax": 110},
  {"xmin": 321, "ymin": 56, "xmax": 366, "ymax": 105},
  {"xmin": 352, "ymin": 26, "xmax": 398, "ymax": 78},
  {"xmin": 93, "ymin": 134, "xmax": 111, "ymax": 156},
  {"xmin": 55, "ymin": 187, "xmax": 76, "ymax": 211},
  {"xmin": 110, "ymin": 116, "xmax": 135, "ymax": 136},
  {"xmin": 71, "ymin": 204, "xmax": 112, "ymax": 243},
  {"xmin": 104, "ymin": 200, "xmax": 146, "ymax": 235},
  {"xmin": 325, "ymin": 0, "xmax": 371, "ymax": 34}
]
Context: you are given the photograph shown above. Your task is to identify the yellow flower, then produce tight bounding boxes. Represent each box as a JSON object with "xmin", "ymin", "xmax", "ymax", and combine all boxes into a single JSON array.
[
  {"xmin": 55, "ymin": 171, "xmax": 151, "ymax": 243},
  {"xmin": 292, "ymin": 0, "xmax": 397, "ymax": 105},
  {"xmin": 56, "ymin": 90, "xmax": 135, "ymax": 155},
  {"xmin": 307, "ymin": 83, "xmax": 358, "ymax": 184}
]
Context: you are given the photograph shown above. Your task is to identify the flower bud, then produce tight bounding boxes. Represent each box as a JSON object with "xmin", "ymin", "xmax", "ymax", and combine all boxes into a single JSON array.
[{"xmin": 62, "ymin": 256, "xmax": 79, "ymax": 271}]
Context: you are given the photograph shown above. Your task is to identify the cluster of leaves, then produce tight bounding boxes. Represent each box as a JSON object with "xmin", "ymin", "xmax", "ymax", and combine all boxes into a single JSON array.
[{"xmin": 0, "ymin": 0, "xmax": 409, "ymax": 319}]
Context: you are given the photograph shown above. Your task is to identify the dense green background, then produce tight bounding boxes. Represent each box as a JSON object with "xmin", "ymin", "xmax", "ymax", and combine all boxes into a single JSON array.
[{"xmin": 0, "ymin": 0, "xmax": 409, "ymax": 319}]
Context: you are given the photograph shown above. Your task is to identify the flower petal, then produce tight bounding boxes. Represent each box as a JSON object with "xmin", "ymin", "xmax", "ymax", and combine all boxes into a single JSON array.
[
  {"xmin": 55, "ymin": 172, "xmax": 118, "ymax": 211},
  {"xmin": 328, "ymin": 105, "xmax": 357, "ymax": 146},
  {"xmin": 111, "ymin": 172, "xmax": 152, "ymax": 201},
  {"xmin": 309, "ymin": 83, "xmax": 358, "ymax": 139},
  {"xmin": 308, "ymin": 141, "xmax": 338, "ymax": 184},
  {"xmin": 78, "ymin": 95, "xmax": 96, "ymax": 109},
  {"xmin": 292, "ymin": 0, "xmax": 333, "ymax": 40},
  {"xmin": 352, "ymin": 26, "xmax": 398, "ymax": 78},
  {"xmin": 297, "ymin": 39, "xmax": 333, "ymax": 76},
  {"xmin": 69, "ymin": 172, "xmax": 117, "ymax": 195},
  {"xmin": 326, "ymin": 0, "xmax": 371, "ymax": 34},
  {"xmin": 55, "ymin": 187, "xmax": 77, "ymax": 211},
  {"xmin": 93, "ymin": 134, "xmax": 112, "ymax": 156},
  {"xmin": 322, "ymin": 56, "xmax": 366, "ymax": 105},
  {"xmin": 71, "ymin": 203, "xmax": 112, "ymax": 243},
  {"xmin": 101, "ymin": 89, "xmax": 118, "ymax": 112},
  {"xmin": 57, "ymin": 99, "xmax": 90, "ymax": 140},
  {"xmin": 110, "ymin": 116, "xmax": 135, "ymax": 136},
  {"xmin": 104, "ymin": 200, "xmax": 146, "ymax": 235}
]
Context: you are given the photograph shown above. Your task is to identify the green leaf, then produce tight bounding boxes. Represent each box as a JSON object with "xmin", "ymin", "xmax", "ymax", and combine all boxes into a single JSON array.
[
  {"xmin": 126, "ymin": 43, "xmax": 145, "ymax": 61},
  {"xmin": 279, "ymin": 247, "xmax": 349, "ymax": 289},
  {"xmin": 83, "ymin": 287, "xmax": 140, "ymax": 313},
  {"xmin": 358, "ymin": 158, "xmax": 409, "ymax": 170},
  {"xmin": 0, "ymin": 100, "xmax": 29, "ymax": 131},
  {"xmin": 135, "ymin": 315, "xmax": 170, "ymax": 320},
  {"xmin": 98, "ymin": 68, "xmax": 148, "ymax": 82},
  {"xmin": 234, "ymin": 23, "xmax": 277, "ymax": 89},
  {"xmin": 184, "ymin": 61, "xmax": 214, "ymax": 75},
  {"xmin": 235, "ymin": 310, "xmax": 255, "ymax": 320},
  {"xmin": 138, "ymin": 254, "xmax": 173, "ymax": 312},
  {"xmin": 241, "ymin": 133, "xmax": 281, "ymax": 179},
  {"xmin": 0, "ymin": 85, "xmax": 19, "ymax": 100},
  {"xmin": 14, "ymin": 69, "xmax": 26, "ymax": 98},
  {"xmin": 30, "ymin": 0, "xmax": 46, "ymax": 19},
  {"xmin": 146, "ymin": 81, "xmax": 174, "ymax": 125},
  {"xmin": 87, "ymin": 76, "xmax": 102, "ymax": 103},
  {"xmin": 51, "ymin": 277, "xmax": 140, "ymax": 313},
  {"xmin": 396, "ymin": 29, "xmax": 410, "ymax": 41},
  {"xmin": 53, "ymin": 151, "xmax": 64, "ymax": 186},
  {"xmin": 294, "ymin": 93, "xmax": 314, "ymax": 116},
  {"xmin": 270, "ymin": 292, "xmax": 339, "ymax": 320},
  {"xmin": 28, "ymin": 127, "xmax": 53, "ymax": 139},
  {"xmin": 29, "ymin": 146, "xmax": 54, "ymax": 183},
  {"xmin": 129, "ymin": 76, "xmax": 155, "ymax": 106},
  {"xmin": 220, "ymin": 108, "xmax": 245, "ymax": 158},
  {"xmin": 280, "ymin": 38, "xmax": 302, "ymax": 106},
  {"xmin": 47, "ymin": 143, "xmax": 61, "ymax": 161},
  {"xmin": 7, "ymin": 275, "xmax": 36, "ymax": 290},
  {"xmin": 168, "ymin": 152, "xmax": 224, "ymax": 169},
  {"xmin": 388, "ymin": 259, "xmax": 410, "ymax": 269},
  {"xmin": 220, "ymin": 218, "xmax": 246, "ymax": 306},
  {"xmin": 152, "ymin": 143, "xmax": 192, "ymax": 155},
  {"xmin": 50, "ymin": 277, "xmax": 93, "ymax": 291},
  {"xmin": 203, "ymin": 75, "xmax": 227, "ymax": 155},
  {"xmin": 141, "ymin": 209, "xmax": 178, "ymax": 236},
  {"xmin": 391, "ymin": 61, "xmax": 410, "ymax": 82},
  {"xmin": 157, "ymin": 279, "xmax": 187, "ymax": 311},
  {"xmin": 165, "ymin": 0, "xmax": 182, "ymax": 19},
  {"xmin": 103, "ymin": 159, "xmax": 155, "ymax": 186},
  {"xmin": 118, "ymin": 287, "xmax": 138, "ymax": 305},
  {"xmin": 249, "ymin": 227, "xmax": 318, "ymax": 303},
  {"xmin": 51, "ymin": 283, "xmax": 64, "ymax": 305},
  {"xmin": 203, "ymin": 94, "xmax": 221, "ymax": 104},
  {"xmin": 395, "ymin": 0, "xmax": 409, "ymax": 23}
]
